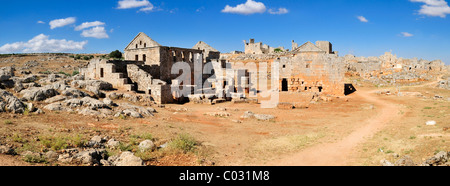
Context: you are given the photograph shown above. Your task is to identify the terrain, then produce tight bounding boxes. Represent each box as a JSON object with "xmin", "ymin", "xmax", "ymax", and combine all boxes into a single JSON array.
[{"xmin": 0, "ymin": 54, "xmax": 448, "ymax": 166}]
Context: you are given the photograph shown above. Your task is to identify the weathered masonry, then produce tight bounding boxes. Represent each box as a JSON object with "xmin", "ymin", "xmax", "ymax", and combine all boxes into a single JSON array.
[{"xmin": 82, "ymin": 32, "xmax": 222, "ymax": 104}]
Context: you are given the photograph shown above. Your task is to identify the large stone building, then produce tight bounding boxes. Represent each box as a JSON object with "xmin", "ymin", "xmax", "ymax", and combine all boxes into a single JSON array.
[
  {"xmin": 278, "ymin": 41, "xmax": 344, "ymax": 95},
  {"xmin": 81, "ymin": 32, "xmax": 222, "ymax": 104}
]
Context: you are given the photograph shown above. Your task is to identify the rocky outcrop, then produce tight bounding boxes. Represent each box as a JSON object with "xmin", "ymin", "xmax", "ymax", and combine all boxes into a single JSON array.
[
  {"xmin": 0, "ymin": 90, "xmax": 26, "ymax": 113},
  {"xmin": 20, "ymin": 86, "xmax": 58, "ymax": 102}
]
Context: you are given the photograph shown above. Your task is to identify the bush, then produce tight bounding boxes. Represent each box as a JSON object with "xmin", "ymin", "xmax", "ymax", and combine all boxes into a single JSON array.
[
  {"xmin": 4, "ymin": 120, "xmax": 13, "ymax": 125},
  {"xmin": 109, "ymin": 50, "xmax": 123, "ymax": 59},
  {"xmin": 168, "ymin": 134, "xmax": 198, "ymax": 153},
  {"xmin": 23, "ymin": 154, "xmax": 48, "ymax": 164},
  {"xmin": 39, "ymin": 135, "xmax": 87, "ymax": 151}
]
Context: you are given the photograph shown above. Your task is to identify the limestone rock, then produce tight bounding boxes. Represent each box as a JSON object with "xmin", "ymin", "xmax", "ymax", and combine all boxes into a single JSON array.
[
  {"xmin": 138, "ymin": 140, "xmax": 155, "ymax": 152},
  {"xmin": 0, "ymin": 90, "xmax": 26, "ymax": 113},
  {"xmin": 395, "ymin": 155, "xmax": 415, "ymax": 166},
  {"xmin": 20, "ymin": 86, "xmax": 58, "ymax": 102},
  {"xmin": 114, "ymin": 151, "xmax": 144, "ymax": 166},
  {"xmin": 61, "ymin": 88, "xmax": 89, "ymax": 98}
]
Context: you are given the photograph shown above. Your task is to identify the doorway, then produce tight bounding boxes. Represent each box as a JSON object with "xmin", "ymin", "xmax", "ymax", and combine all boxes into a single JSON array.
[{"xmin": 282, "ymin": 79, "xmax": 288, "ymax": 92}]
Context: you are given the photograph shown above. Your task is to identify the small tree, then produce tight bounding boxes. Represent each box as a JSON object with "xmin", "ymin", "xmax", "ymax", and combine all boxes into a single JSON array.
[
  {"xmin": 274, "ymin": 48, "xmax": 283, "ymax": 53},
  {"xmin": 109, "ymin": 50, "xmax": 123, "ymax": 59}
]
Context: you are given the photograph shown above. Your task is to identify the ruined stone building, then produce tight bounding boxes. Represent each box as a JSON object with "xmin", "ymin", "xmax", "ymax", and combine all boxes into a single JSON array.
[
  {"xmin": 244, "ymin": 39, "xmax": 286, "ymax": 54},
  {"xmin": 81, "ymin": 32, "xmax": 222, "ymax": 104},
  {"xmin": 277, "ymin": 41, "xmax": 344, "ymax": 95},
  {"xmin": 344, "ymin": 52, "xmax": 446, "ymax": 83},
  {"xmin": 292, "ymin": 40, "xmax": 336, "ymax": 55}
]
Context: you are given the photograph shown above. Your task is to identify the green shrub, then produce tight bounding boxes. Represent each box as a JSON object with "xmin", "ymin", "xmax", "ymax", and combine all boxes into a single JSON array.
[
  {"xmin": 39, "ymin": 135, "xmax": 87, "ymax": 151},
  {"xmin": 23, "ymin": 154, "xmax": 47, "ymax": 164},
  {"xmin": 72, "ymin": 70, "xmax": 79, "ymax": 76},
  {"xmin": 109, "ymin": 50, "xmax": 123, "ymax": 59},
  {"xmin": 4, "ymin": 120, "xmax": 13, "ymax": 125},
  {"xmin": 168, "ymin": 134, "xmax": 198, "ymax": 153}
]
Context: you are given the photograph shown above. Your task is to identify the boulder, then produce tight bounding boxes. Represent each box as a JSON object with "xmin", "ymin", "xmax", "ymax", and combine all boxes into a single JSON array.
[
  {"xmin": 43, "ymin": 102, "xmax": 71, "ymax": 112},
  {"xmin": 138, "ymin": 140, "xmax": 155, "ymax": 152},
  {"xmin": 0, "ymin": 145, "xmax": 15, "ymax": 155},
  {"xmin": 78, "ymin": 108, "xmax": 101, "ymax": 116},
  {"xmin": 123, "ymin": 109, "xmax": 143, "ymax": 118},
  {"xmin": 395, "ymin": 155, "xmax": 415, "ymax": 166},
  {"xmin": 44, "ymin": 95, "xmax": 67, "ymax": 103},
  {"xmin": 61, "ymin": 88, "xmax": 89, "ymax": 98},
  {"xmin": 113, "ymin": 151, "xmax": 144, "ymax": 166},
  {"xmin": 254, "ymin": 114, "xmax": 276, "ymax": 121},
  {"xmin": 108, "ymin": 92, "xmax": 123, "ymax": 100},
  {"xmin": 87, "ymin": 136, "xmax": 106, "ymax": 148},
  {"xmin": 0, "ymin": 90, "xmax": 26, "ymax": 113},
  {"xmin": 44, "ymin": 151, "xmax": 59, "ymax": 162},
  {"xmin": 241, "ymin": 111, "xmax": 255, "ymax": 119},
  {"xmin": 81, "ymin": 97, "xmax": 109, "ymax": 110},
  {"xmin": 0, "ymin": 67, "xmax": 14, "ymax": 81},
  {"xmin": 103, "ymin": 98, "xmax": 114, "ymax": 107},
  {"xmin": 63, "ymin": 98, "xmax": 84, "ymax": 107},
  {"xmin": 106, "ymin": 139, "xmax": 120, "ymax": 149},
  {"xmin": 73, "ymin": 149, "xmax": 107, "ymax": 166},
  {"xmin": 380, "ymin": 159, "xmax": 394, "ymax": 166},
  {"xmin": 20, "ymin": 86, "xmax": 58, "ymax": 102},
  {"xmin": 424, "ymin": 151, "xmax": 449, "ymax": 166}
]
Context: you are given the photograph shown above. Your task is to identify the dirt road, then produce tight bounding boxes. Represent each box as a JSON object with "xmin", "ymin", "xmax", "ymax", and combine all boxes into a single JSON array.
[{"xmin": 269, "ymin": 89, "xmax": 402, "ymax": 166}]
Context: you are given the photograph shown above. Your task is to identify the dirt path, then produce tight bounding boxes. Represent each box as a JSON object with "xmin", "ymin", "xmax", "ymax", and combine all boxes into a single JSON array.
[{"xmin": 269, "ymin": 89, "xmax": 402, "ymax": 166}]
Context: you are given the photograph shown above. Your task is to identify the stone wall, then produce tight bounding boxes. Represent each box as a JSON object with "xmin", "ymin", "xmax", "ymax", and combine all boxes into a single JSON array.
[{"xmin": 278, "ymin": 53, "xmax": 345, "ymax": 96}]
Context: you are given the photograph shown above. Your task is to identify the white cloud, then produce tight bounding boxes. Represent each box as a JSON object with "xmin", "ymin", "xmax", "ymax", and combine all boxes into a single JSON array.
[
  {"xmin": 81, "ymin": 26, "xmax": 109, "ymax": 39},
  {"xmin": 357, "ymin": 16, "xmax": 369, "ymax": 22},
  {"xmin": 268, "ymin": 8, "xmax": 289, "ymax": 15},
  {"xmin": 0, "ymin": 34, "xmax": 87, "ymax": 54},
  {"xmin": 117, "ymin": 0, "xmax": 154, "ymax": 12},
  {"xmin": 401, "ymin": 32, "xmax": 414, "ymax": 37},
  {"xmin": 222, "ymin": 0, "xmax": 266, "ymax": 15},
  {"xmin": 49, "ymin": 17, "xmax": 76, "ymax": 29},
  {"xmin": 410, "ymin": 0, "xmax": 450, "ymax": 17},
  {"xmin": 75, "ymin": 21, "xmax": 105, "ymax": 31},
  {"xmin": 37, "ymin": 21, "xmax": 45, "ymax": 24}
]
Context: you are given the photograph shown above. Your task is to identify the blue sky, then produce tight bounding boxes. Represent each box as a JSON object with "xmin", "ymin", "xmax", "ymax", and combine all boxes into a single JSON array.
[{"xmin": 0, "ymin": 0, "xmax": 449, "ymax": 64}]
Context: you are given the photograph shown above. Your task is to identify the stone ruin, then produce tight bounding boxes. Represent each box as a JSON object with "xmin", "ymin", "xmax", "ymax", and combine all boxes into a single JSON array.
[
  {"xmin": 81, "ymin": 32, "xmax": 251, "ymax": 105},
  {"xmin": 81, "ymin": 33, "xmax": 449, "ymax": 106}
]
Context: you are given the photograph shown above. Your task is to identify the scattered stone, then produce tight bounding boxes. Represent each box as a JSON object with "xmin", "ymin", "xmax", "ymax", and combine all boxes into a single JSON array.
[
  {"xmin": 241, "ymin": 111, "xmax": 255, "ymax": 119},
  {"xmin": 423, "ymin": 151, "xmax": 449, "ymax": 166},
  {"xmin": 103, "ymin": 98, "xmax": 114, "ymax": 107},
  {"xmin": 108, "ymin": 92, "xmax": 123, "ymax": 100},
  {"xmin": 0, "ymin": 90, "xmax": 26, "ymax": 113},
  {"xmin": 254, "ymin": 114, "xmax": 276, "ymax": 121},
  {"xmin": 44, "ymin": 151, "xmax": 59, "ymax": 162},
  {"xmin": 380, "ymin": 159, "xmax": 394, "ymax": 166},
  {"xmin": 73, "ymin": 149, "xmax": 107, "ymax": 166},
  {"xmin": 0, "ymin": 145, "xmax": 15, "ymax": 155},
  {"xmin": 395, "ymin": 155, "xmax": 415, "ymax": 166},
  {"xmin": 106, "ymin": 139, "xmax": 120, "ymax": 149},
  {"xmin": 206, "ymin": 112, "xmax": 231, "ymax": 117},
  {"xmin": 20, "ymin": 86, "xmax": 58, "ymax": 102},
  {"xmin": 87, "ymin": 136, "xmax": 106, "ymax": 148},
  {"xmin": 61, "ymin": 88, "xmax": 89, "ymax": 98},
  {"xmin": 44, "ymin": 95, "xmax": 67, "ymax": 103},
  {"xmin": 426, "ymin": 121, "xmax": 437, "ymax": 126}
]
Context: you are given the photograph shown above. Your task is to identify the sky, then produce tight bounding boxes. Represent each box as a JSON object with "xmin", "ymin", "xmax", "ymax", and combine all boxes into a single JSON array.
[{"xmin": 0, "ymin": 0, "xmax": 449, "ymax": 64}]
